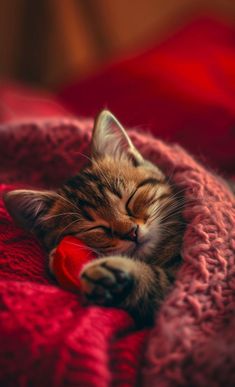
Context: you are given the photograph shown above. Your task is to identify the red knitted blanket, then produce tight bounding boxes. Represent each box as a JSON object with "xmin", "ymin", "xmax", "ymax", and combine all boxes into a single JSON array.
[{"xmin": 0, "ymin": 118, "xmax": 234, "ymax": 386}]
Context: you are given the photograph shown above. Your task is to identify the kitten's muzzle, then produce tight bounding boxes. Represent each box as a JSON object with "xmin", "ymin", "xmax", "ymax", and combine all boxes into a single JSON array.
[{"xmin": 124, "ymin": 224, "xmax": 139, "ymax": 243}]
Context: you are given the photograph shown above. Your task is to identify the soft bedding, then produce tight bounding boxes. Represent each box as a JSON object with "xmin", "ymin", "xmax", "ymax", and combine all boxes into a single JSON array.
[{"xmin": 0, "ymin": 118, "xmax": 234, "ymax": 386}]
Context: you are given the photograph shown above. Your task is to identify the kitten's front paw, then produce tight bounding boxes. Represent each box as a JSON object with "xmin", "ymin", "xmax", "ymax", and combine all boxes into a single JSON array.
[{"xmin": 80, "ymin": 257, "xmax": 134, "ymax": 306}]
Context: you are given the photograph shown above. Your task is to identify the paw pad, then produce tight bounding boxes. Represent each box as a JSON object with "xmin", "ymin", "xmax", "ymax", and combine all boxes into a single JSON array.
[{"xmin": 81, "ymin": 261, "xmax": 134, "ymax": 306}]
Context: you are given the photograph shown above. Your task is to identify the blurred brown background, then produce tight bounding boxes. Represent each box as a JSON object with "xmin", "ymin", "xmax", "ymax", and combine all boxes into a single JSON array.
[{"xmin": 0, "ymin": 0, "xmax": 234, "ymax": 88}]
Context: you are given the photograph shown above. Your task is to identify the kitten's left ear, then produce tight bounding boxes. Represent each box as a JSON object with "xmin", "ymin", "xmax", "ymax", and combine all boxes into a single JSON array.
[
  {"xmin": 91, "ymin": 110, "xmax": 143, "ymax": 165},
  {"xmin": 3, "ymin": 189, "xmax": 56, "ymax": 231}
]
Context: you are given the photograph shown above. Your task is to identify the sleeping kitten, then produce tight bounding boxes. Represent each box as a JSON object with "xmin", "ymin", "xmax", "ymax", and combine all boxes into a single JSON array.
[{"xmin": 3, "ymin": 110, "xmax": 185, "ymax": 323}]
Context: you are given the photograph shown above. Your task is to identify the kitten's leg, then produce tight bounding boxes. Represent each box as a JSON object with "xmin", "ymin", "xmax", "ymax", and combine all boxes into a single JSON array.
[{"xmin": 80, "ymin": 256, "xmax": 170, "ymax": 323}]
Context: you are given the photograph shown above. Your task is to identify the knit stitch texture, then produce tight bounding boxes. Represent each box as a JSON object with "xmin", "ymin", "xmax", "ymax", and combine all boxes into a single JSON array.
[{"xmin": 0, "ymin": 118, "xmax": 234, "ymax": 386}]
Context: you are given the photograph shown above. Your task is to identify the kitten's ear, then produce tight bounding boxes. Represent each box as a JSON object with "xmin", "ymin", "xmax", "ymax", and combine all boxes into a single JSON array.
[
  {"xmin": 91, "ymin": 110, "xmax": 143, "ymax": 165},
  {"xmin": 3, "ymin": 189, "xmax": 55, "ymax": 230}
]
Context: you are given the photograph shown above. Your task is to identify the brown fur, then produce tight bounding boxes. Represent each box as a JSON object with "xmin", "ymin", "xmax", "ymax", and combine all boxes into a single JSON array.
[{"xmin": 3, "ymin": 110, "xmax": 185, "ymax": 324}]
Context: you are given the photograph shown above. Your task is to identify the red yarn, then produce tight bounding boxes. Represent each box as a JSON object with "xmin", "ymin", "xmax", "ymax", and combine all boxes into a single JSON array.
[
  {"xmin": 52, "ymin": 236, "xmax": 95, "ymax": 293},
  {"xmin": 0, "ymin": 118, "xmax": 234, "ymax": 386}
]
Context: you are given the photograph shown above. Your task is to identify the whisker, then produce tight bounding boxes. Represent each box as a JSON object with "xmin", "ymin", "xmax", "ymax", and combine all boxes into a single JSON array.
[
  {"xmin": 65, "ymin": 240, "xmax": 99, "ymax": 256},
  {"xmin": 42, "ymin": 212, "xmax": 80, "ymax": 221},
  {"xmin": 73, "ymin": 150, "xmax": 93, "ymax": 164},
  {"xmin": 56, "ymin": 219, "xmax": 81, "ymax": 243},
  {"xmin": 53, "ymin": 191, "xmax": 80, "ymax": 211},
  {"xmin": 150, "ymin": 198, "xmax": 191, "ymax": 222},
  {"xmin": 92, "ymin": 159, "xmax": 112, "ymax": 189}
]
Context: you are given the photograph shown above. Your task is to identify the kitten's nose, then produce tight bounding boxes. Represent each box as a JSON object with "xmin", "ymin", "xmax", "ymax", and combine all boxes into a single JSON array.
[{"xmin": 126, "ymin": 225, "xmax": 139, "ymax": 242}]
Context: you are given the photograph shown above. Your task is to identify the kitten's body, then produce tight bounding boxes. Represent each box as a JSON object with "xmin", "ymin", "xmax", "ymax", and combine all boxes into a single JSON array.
[{"xmin": 4, "ymin": 111, "xmax": 185, "ymax": 323}]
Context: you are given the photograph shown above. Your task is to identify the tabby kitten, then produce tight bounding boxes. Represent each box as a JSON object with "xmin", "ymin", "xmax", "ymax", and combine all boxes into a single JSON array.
[{"xmin": 4, "ymin": 110, "xmax": 184, "ymax": 323}]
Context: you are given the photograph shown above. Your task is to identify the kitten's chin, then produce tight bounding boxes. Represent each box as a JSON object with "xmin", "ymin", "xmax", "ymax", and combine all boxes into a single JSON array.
[
  {"xmin": 129, "ymin": 239, "xmax": 155, "ymax": 260},
  {"xmin": 96, "ymin": 238, "xmax": 156, "ymax": 260}
]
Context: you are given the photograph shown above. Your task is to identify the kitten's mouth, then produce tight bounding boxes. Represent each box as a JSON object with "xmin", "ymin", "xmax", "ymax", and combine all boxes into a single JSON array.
[
  {"xmin": 96, "ymin": 236, "xmax": 151, "ymax": 258},
  {"xmin": 130, "ymin": 237, "xmax": 150, "ymax": 256}
]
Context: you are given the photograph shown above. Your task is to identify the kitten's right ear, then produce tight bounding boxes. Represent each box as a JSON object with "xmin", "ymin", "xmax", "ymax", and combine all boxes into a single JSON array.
[
  {"xmin": 91, "ymin": 109, "xmax": 143, "ymax": 165},
  {"xmin": 3, "ymin": 189, "xmax": 56, "ymax": 231}
]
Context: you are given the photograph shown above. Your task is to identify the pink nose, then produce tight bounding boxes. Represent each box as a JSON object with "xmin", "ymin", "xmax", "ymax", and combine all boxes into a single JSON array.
[{"xmin": 126, "ymin": 225, "xmax": 138, "ymax": 242}]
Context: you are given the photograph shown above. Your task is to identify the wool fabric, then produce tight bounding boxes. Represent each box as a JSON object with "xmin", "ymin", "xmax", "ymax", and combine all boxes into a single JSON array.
[{"xmin": 0, "ymin": 118, "xmax": 234, "ymax": 386}]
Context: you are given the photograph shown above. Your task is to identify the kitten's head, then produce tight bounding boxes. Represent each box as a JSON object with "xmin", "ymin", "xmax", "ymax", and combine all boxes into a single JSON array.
[{"xmin": 4, "ymin": 111, "xmax": 182, "ymax": 261}]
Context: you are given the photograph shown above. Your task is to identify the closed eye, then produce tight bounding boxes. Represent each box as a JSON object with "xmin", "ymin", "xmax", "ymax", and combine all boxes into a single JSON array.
[
  {"xmin": 125, "ymin": 189, "xmax": 138, "ymax": 217},
  {"xmin": 125, "ymin": 179, "xmax": 159, "ymax": 217},
  {"xmin": 126, "ymin": 204, "xmax": 136, "ymax": 218},
  {"xmin": 87, "ymin": 225, "xmax": 112, "ymax": 235}
]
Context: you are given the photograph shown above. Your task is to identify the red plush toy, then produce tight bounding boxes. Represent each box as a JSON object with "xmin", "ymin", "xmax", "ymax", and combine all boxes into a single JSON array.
[{"xmin": 51, "ymin": 236, "xmax": 96, "ymax": 293}]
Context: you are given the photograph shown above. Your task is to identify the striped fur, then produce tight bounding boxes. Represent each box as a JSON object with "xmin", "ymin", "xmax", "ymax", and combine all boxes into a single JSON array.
[{"xmin": 4, "ymin": 110, "xmax": 185, "ymax": 323}]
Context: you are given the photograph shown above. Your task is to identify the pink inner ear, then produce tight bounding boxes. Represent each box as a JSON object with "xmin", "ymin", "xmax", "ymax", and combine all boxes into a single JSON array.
[
  {"xmin": 3, "ymin": 189, "xmax": 51, "ymax": 229},
  {"xmin": 92, "ymin": 109, "xmax": 137, "ymax": 161}
]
